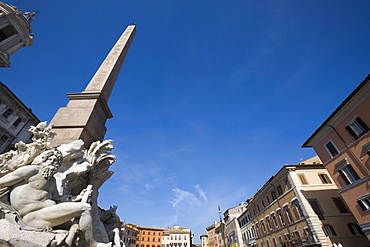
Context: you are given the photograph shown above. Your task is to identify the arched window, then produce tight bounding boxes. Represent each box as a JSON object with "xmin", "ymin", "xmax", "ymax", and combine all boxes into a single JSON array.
[{"xmin": 2, "ymin": 108, "xmax": 13, "ymax": 119}]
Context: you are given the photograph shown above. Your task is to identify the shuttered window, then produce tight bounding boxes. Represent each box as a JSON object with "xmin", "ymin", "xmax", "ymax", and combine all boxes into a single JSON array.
[
  {"xmin": 325, "ymin": 141, "xmax": 339, "ymax": 157},
  {"xmin": 346, "ymin": 117, "xmax": 369, "ymax": 139}
]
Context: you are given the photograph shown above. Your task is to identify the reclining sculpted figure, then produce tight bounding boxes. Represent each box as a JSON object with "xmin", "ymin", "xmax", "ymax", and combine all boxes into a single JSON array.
[{"xmin": 0, "ymin": 149, "xmax": 108, "ymax": 247}]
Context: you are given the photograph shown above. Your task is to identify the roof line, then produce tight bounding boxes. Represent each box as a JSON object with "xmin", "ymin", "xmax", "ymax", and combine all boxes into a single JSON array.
[{"xmin": 302, "ymin": 73, "xmax": 370, "ymax": 147}]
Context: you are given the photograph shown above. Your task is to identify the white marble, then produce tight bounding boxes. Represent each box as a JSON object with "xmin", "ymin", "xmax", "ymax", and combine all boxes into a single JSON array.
[{"xmin": 0, "ymin": 122, "xmax": 120, "ymax": 247}]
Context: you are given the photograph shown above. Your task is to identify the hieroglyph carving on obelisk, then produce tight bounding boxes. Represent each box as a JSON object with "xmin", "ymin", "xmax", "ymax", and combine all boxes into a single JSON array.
[{"xmin": 50, "ymin": 25, "xmax": 136, "ymax": 148}]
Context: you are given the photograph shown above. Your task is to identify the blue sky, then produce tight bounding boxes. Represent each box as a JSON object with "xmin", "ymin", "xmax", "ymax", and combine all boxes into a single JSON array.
[{"xmin": 2, "ymin": 0, "xmax": 370, "ymax": 243}]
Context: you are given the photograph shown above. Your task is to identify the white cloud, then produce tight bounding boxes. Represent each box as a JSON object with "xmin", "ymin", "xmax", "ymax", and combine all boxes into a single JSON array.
[
  {"xmin": 170, "ymin": 187, "xmax": 203, "ymax": 217},
  {"xmin": 194, "ymin": 184, "xmax": 208, "ymax": 203}
]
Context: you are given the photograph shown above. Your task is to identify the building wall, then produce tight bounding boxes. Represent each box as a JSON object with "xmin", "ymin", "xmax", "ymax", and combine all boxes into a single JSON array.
[
  {"xmin": 224, "ymin": 204, "xmax": 247, "ymax": 247},
  {"xmin": 0, "ymin": 82, "xmax": 39, "ymax": 153},
  {"xmin": 200, "ymin": 234, "xmax": 208, "ymax": 247},
  {"xmin": 206, "ymin": 222, "xmax": 219, "ymax": 247},
  {"xmin": 122, "ymin": 223, "xmax": 139, "ymax": 247},
  {"xmin": 162, "ymin": 225, "xmax": 192, "ymax": 247},
  {"xmin": 303, "ymin": 76, "xmax": 370, "ymax": 239},
  {"xmin": 236, "ymin": 157, "xmax": 368, "ymax": 247},
  {"xmin": 135, "ymin": 226, "xmax": 163, "ymax": 247}
]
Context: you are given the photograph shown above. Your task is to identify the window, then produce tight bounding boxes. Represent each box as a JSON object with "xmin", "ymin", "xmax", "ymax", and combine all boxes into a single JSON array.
[
  {"xmin": 266, "ymin": 196, "xmax": 270, "ymax": 204},
  {"xmin": 292, "ymin": 200, "xmax": 304, "ymax": 219},
  {"xmin": 308, "ymin": 199, "xmax": 325, "ymax": 220},
  {"xmin": 347, "ymin": 223, "xmax": 364, "ymax": 235},
  {"xmin": 340, "ymin": 165, "xmax": 360, "ymax": 185},
  {"xmin": 148, "ymin": 232, "xmax": 150, "ymax": 235},
  {"xmin": 358, "ymin": 194, "xmax": 370, "ymax": 210},
  {"xmin": 271, "ymin": 213, "xmax": 278, "ymax": 228},
  {"xmin": 293, "ymin": 231, "xmax": 302, "ymax": 246},
  {"xmin": 325, "ymin": 141, "xmax": 339, "ymax": 157},
  {"xmin": 0, "ymin": 24, "xmax": 17, "ymax": 42},
  {"xmin": 12, "ymin": 117, "xmax": 22, "ymax": 128},
  {"xmin": 276, "ymin": 209, "xmax": 285, "ymax": 226},
  {"xmin": 266, "ymin": 216, "xmax": 272, "ymax": 230},
  {"xmin": 260, "ymin": 220, "xmax": 266, "ymax": 234},
  {"xmin": 346, "ymin": 117, "xmax": 368, "ymax": 139},
  {"xmin": 298, "ymin": 174, "xmax": 308, "ymax": 185},
  {"xmin": 2, "ymin": 108, "xmax": 13, "ymax": 119},
  {"xmin": 255, "ymin": 223, "xmax": 260, "ymax": 236},
  {"xmin": 335, "ymin": 159, "xmax": 360, "ymax": 185},
  {"xmin": 283, "ymin": 205, "xmax": 293, "ymax": 224},
  {"xmin": 303, "ymin": 227, "xmax": 317, "ymax": 244},
  {"xmin": 332, "ymin": 197, "xmax": 349, "ymax": 213},
  {"xmin": 266, "ymin": 239, "xmax": 270, "ymax": 247},
  {"xmin": 0, "ymin": 134, "xmax": 9, "ymax": 146},
  {"xmin": 271, "ymin": 191, "xmax": 277, "ymax": 200},
  {"xmin": 257, "ymin": 204, "xmax": 260, "ymax": 212},
  {"xmin": 278, "ymin": 236, "xmax": 283, "ymax": 247},
  {"xmin": 262, "ymin": 200, "xmax": 265, "ymax": 208},
  {"xmin": 272, "ymin": 238, "xmax": 277, "ymax": 247},
  {"xmin": 276, "ymin": 185, "xmax": 283, "ymax": 196},
  {"xmin": 322, "ymin": 224, "xmax": 336, "ymax": 236},
  {"xmin": 319, "ymin": 173, "xmax": 332, "ymax": 184},
  {"xmin": 284, "ymin": 233, "xmax": 291, "ymax": 244},
  {"xmin": 284, "ymin": 177, "xmax": 291, "ymax": 189}
]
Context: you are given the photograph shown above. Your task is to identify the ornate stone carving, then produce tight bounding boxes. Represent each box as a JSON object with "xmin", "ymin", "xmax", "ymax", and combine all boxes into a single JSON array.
[{"xmin": 0, "ymin": 122, "xmax": 121, "ymax": 247}]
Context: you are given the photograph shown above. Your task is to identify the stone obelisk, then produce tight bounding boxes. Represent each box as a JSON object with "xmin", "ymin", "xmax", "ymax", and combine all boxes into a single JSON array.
[{"xmin": 50, "ymin": 25, "xmax": 136, "ymax": 148}]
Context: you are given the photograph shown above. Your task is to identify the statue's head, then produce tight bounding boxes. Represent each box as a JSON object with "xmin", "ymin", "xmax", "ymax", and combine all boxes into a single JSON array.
[{"xmin": 32, "ymin": 149, "xmax": 63, "ymax": 178}]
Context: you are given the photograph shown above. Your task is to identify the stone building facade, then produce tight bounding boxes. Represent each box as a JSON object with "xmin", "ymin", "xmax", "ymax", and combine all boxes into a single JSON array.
[
  {"xmin": 206, "ymin": 222, "xmax": 220, "ymax": 247},
  {"xmin": 162, "ymin": 225, "xmax": 192, "ymax": 247},
  {"xmin": 303, "ymin": 74, "xmax": 370, "ymax": 240},
  {"xmin": 200, "ymin": 234, "xmax": 208, "ymax": 247},
  {"xmin": 224, "ymin": 204, "xmax": 247, "ymax": 247},
  {"xmin": 122, "ymin": 223, "xmax": 139, "ymax": 247},
  {"xmin": 136, "ymin": 225, "xmax": 164, "ymax": 247},
  {"xmin": 0, "ymin": 81, "xmax": 39, "ymax": 153},
  {"xmin": 0, "ymin": 2, "xmax": 34, "ymax": 67},
  {"xmin": 237, "ymin": 156, "xmax": 369, "ymax": 247}
]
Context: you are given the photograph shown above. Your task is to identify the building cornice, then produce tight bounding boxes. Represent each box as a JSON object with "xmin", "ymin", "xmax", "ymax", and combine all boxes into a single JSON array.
[{"xmin": 303, "ymin": 74, "xmax": 370, "ymax": 147}]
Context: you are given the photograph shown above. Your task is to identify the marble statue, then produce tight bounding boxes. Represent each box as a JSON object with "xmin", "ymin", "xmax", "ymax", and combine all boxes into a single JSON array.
[{"xmin": 0, "ymin": 122, "xmax": 121, "ymax": 247}]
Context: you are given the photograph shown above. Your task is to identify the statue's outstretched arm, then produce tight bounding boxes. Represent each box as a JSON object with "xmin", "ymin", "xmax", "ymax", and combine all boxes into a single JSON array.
[{"xmin": 0, "ymin": 166, "xmax": 38, "ymax": 188}]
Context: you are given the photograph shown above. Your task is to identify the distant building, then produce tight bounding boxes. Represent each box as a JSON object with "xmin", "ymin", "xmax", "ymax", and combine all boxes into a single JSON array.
[
  {"xmin": 122, "ymin": 223, "xmax": 139, "ymax": 247},
  {"xmin": 223, "ymin": 204, "xmax": 247, "ymax": 247},
  {"xmin": 200, "ymin": 234, "xmax": 208, "ymax": 247},
  {"xmin": 303, "ymin": 74, "xmax": 370, "ymax": 240},
  {"xmin": 162, "ymin": 225, "xmax": 192, "ymax": 247},
  {"xmin": 206, "ymin": 222, "xmax": 220, "ymax": 247},
  {"xmin": 0, "ymin": 81, "xmax": 39, "ymax": 153},
  {"xmin": 237, "ymin": 156, "xmax": 369, "ymax": 247},
  {"xmin": 0, "ymin": 2, "xmax": 35, "ymax": 67},
  {"xmin": 237, "ymin": 202, "xmax": 256, "ymax": 247},
  {"xmin": 135, "ymin": 225, "xmax": 164, "ymax": 247}
]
